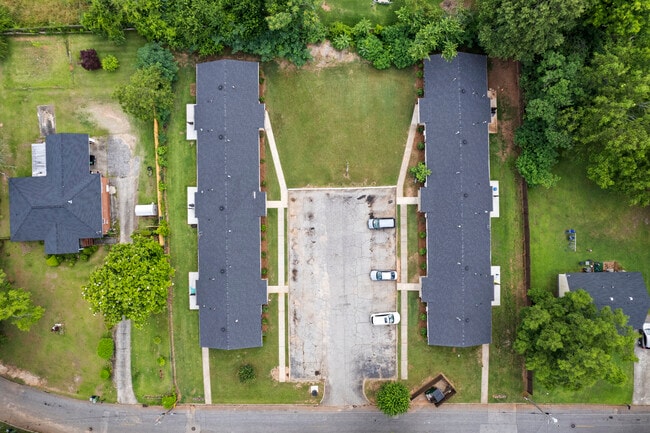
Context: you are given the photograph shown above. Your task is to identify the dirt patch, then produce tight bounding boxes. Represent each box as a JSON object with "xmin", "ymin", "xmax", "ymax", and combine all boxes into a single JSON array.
[
  {"xmin": 0, "ymin": 363, "xmax": 46, "ymax": 387},
  {"xmin": 305, "ymin": 42, "xmax": 361, "ymax": 70},
  {"xmin": 321, "ymin": 2, "xmax": 331, "ymax": 11},
  {"xmin": 487, "ymin": 59, "xmax": 522, "ymax": 162}
]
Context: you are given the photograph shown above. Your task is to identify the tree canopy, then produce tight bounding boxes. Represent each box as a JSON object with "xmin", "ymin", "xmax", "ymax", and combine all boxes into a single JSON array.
[
  {"xmin": 0, "ymin": 270, "xmax": 44, "ymax": 331},
  {"xmin": 113, "ymin": 65, "xmax": 174, "ymax": 123},
  {"xmin": 82, "ymin": 235, "xmax": 174, "ymax": 329},
  {"xmin": 376, "ymin": 381, "xmax": 410, "ymax": 416},
  {"xmin": 514, "ymin": 287, "xmax": 637, "ymax": 391},
  {"xmin": 477, "ymin": 0, "xmax": 589, "ymax": 61}
]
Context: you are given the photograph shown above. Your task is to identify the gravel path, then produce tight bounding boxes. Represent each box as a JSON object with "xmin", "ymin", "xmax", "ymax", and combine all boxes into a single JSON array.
[{"xmin": 87, "ymin": 103, "xmax": 139, "ymax": 404}]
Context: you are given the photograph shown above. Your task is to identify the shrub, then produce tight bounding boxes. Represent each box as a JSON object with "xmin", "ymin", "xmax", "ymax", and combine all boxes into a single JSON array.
[
  {"xmin": 260, "ymin": 180, "xmax": 267, "ymax": 187},
  {"xmin": 420, "ymin": 313, "xmax": 427, "ymax": 321},
  {"xmin": 419, "ymin": 247, "xmax": 427, "ymax": 256},
  {"xmin": 419, "ymin": 231, "xmax": 426, "ymax": 239},
  {"xmin": 417, "ymin": 125, "xmax": 425, "ymax": 134},
  {"xmin": 97, "ymin": 337, "xmax": 114, "ymax": 360},
  {"xmin": 136, "ymin": 42, "xmax": 178, "ymax": 83},
  {"xmin": 261, "ymin": 251, "xmax": 267, "ymax": 258},
  {"xmin": 416, "ymin": 88, "xmax": 424, "ymax": 97},
  {"xmin": 420, "ymin": 327, "xmax": 427, "ymax": 337},
  {"xmin": 101, "ymin": 54, "xmax": 119, "ymax": 71},
  {"xmin": 100, "ymin": 367, "xmax": 111, "ymax": 380},
  {"xmin": 261, "ymin": 268, "xmax": 268, "ymax": 277},
  {"xmin": 420, "ymin": 262, "xmax": 427, "ymax": 271},
  {"xmin": 79, "ymin": 254, "xmax": 89, "ymax": 262},
  {"xmin": 417, "ymin": 141, "xmax": 425, "ymax": 151},
  {"xmin": 260, "ymin": 224, "xmax": 267, "ymax": 232},
  {"xmin": 153, "ymin": 336, "xmax": 162, "ymax": 345},
  {"xmin": 416, "ymin": 70, "xmax": 424, "ymax": 79},
  {"xmin": 80, "ymin": 49, "xmax": 101, "ymax": 70},
  {"xmin": 376, "ymin": 381, "xmax": 410, "ymax": 416},
  {"xmin": 45, "ymin": 255, "xmax": 61, "ymax": 267},
  {"xmin": 157, "ymin": 356, "xmax": 166, "ymax": 367},
  {"xmin": 155, "ymin": 220, "xmax": 170, "ymax": 237},
  {"xmin": 161, "ymin": 393, "xmax": 176, "ymax": 409},
  {"xmin": 262, "ymin": 305, "xmax": 269, "ymax": 313},
  {"xmin": 238, "ymin": 364, "xmax": 256, "ymax": 383},
  {"xmin": 259, "ymin": 96, "xmax": 265, "ymax": 103},
  {"xmin": 409, "ymin": 162, "xmax": 431, "ymax": 183},
  {"xmin": 332, "ymin": 33, "xmax": 352, "ymax": 51}
]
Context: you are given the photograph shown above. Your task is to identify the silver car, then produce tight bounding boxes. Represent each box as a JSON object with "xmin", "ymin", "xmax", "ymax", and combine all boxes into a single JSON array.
[
  {"xmin": 370, "ymin": 270, "xmax": 397, "ymax": 281},
  {"xmin": 367, "ymin": 217, "xmax": 395, "ymax": 229}
]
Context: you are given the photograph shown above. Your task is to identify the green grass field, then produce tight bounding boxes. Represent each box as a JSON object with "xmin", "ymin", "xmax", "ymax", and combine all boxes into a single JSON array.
[
  {"xmin": 317, "ymin": 0, "xmax": 405, "ymax": 27},
  {"xmin": 488, "ymin": 135, "xmax": 526, "ymax": 403},
  {"xmin": 262, "ymin": 61, "xmax": 414, "ymax": 187},
  {"xmin": 163, "ymin": 64, "xmax": 204, "ymax": 403},
  {"xmin": 0, "ymin": 242, "xmax": 113, "ymax": 400}
]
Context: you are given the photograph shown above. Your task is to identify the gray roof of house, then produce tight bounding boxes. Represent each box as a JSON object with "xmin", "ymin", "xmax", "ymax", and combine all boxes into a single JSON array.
[
  {"xmin": 9, "ymin": 133, "xmax": 103, "ymax": 254},
  {"xmin": 194, "ymin": 60, "xmax": 267, "ymax": 350},
  {"xmin": 565, "ymin": 272, "xmax": 650, "ymax": 329},
  {"xmin": 418, "ymin": 53, "xmax": 493, "ymax": 347}
]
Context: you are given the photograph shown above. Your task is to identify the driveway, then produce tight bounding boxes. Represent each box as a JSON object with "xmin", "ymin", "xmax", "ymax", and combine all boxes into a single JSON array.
[
  {"xmin": 633, "ymin": 314, "xmax": 650, "ymax": 405},
  {"xmin": 288, "ymin": 187, "xmax": 398, "ymax": 406}
]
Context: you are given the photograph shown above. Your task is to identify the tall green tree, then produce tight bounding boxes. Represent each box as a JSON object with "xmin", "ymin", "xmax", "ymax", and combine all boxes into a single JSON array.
[
  {"xmin": 515, "ymin": 287, "xmax": 637, "ymax": 391},
  {"xmin": 82, "ymin": 235, "xmax": 174, "ymax": 329},
  {"xmin": 0, "ymin": 270, "xmax": 44, "ymax": 331},
  {"xmin": 477, "ymin": 0, "xmax": 590, "ymax": 61},
  {"xmin": 113, "ymin": 65, "xmax": 174, "ymax": 122},
  {"xmin": 567, "ymin": 41, "xmax": 650, "ymax": 206}
]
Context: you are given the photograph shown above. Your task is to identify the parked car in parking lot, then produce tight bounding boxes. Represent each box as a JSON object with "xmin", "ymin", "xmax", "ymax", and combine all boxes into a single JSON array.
[
  {"xmin": 367, "ymin": 217, "xmax": 395, "ymax": 229},
  {"xmin": 370, "ymin": 312, "xmax": 400, "ymax": 325},
  {"xmin": 370, "ymin": 270, "xmax": 397, "ymax": 281},
  {"xmin": 639, "ymin": 323, "xmax": 650, "ymax": 349}
]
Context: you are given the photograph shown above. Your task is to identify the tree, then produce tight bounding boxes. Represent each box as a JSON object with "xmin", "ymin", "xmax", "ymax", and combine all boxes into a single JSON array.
[
  {"xmin": 477, "ymin": 0, "xmax": 590, "ymax": 61},
  {"xmin": 136, "ymin": 42, "xmax": 178, "ymax": 83},
  {"xmin": 82, "ymin": 235, "xmax": 174, "ymax": 328},
  {"xmin": 113, "ymin": 65, "xmax": 174, "ymax": 122},
  {"xmin": 81, "ymin": 0, "xmax": 127, "ymax": 44},
  {"xmin": 514, "ymin": 287, "xmax": 637, "ymax": 391},
  {"xmin": 376, "ymin": 381, "xmax": 410, "ymax": 416},
  {"xmin": 567, "ymin": 41, "xmax": 650, "ymax": 206},
  {"xmin": 0, "ymin": 270, "xmax": 44, "ymax": 331}
]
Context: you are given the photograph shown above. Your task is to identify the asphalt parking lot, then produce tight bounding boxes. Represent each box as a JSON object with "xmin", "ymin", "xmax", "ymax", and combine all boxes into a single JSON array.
[{"xmin": 288, "ymin": 187, "xmax": 398, "ymax": 406}]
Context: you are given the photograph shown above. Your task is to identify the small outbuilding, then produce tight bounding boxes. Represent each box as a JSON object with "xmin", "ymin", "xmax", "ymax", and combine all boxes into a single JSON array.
[{"xmin": 135, "ymin": 203, "xmax": 158, "ymax": 217}]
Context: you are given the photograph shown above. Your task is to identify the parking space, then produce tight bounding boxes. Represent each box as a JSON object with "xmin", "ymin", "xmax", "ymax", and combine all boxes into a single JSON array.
[
  {"xmin": 633, "ymin": 315, "xmax": 650, "ymax": 405},
  {"xmin": 288, "ymin": 187, "xmax": 398, "ymax": 406}
]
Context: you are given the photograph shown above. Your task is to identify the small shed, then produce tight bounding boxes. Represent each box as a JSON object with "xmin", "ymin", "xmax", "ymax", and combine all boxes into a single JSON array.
[{"xmin": 135, "ymin": 203, "xmax": 158, "ymax": 217}]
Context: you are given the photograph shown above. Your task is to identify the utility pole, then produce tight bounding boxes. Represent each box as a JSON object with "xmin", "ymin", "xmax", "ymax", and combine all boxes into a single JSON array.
[{"xmin": 523, "ymin": 395, "xmax": 558, "ymax": 425}]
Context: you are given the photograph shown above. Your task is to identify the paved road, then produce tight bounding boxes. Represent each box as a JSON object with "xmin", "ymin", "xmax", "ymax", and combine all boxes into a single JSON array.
[{"xmin": 2, "ymin": 377, "xmax": 650, "ymax": 433}]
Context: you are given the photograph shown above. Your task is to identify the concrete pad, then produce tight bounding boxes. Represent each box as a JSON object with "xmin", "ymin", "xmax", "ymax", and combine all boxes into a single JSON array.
[{"xmin": 288, "ymin": 187, "xmax": 398, "ymax": 406}]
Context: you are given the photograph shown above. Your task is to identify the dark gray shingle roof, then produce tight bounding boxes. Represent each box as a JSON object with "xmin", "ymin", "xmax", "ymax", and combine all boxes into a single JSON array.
[
  {"xmin": 9, "ymin": 133, "xmax": 103, "ymax": 254},
  {"xmin": 195, "ymin": 60, "xmax": 267, "ymax": 350},
  {"xmin": 565, "ymin": 272, "xmax": 650, "ymax": 329},
  {"xmin": 418, "ymin": 53, "xmax": 493, "ymax": 347}
]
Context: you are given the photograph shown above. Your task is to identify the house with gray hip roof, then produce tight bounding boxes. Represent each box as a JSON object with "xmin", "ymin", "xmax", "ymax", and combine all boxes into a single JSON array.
[
  {"xmin": 418, "ymin": 53, "xmax": 495, "ymax": 347},
  {"xmin": 558, "ymin": 272, "xmax": 650, "ymax": 329},
  {"xmin": 188, "ymin": 60, "xmax": 267, "ymax": 350},
  {"xmin": 9, "ymin": 133, "xmax": 110, "ymax": 254}
]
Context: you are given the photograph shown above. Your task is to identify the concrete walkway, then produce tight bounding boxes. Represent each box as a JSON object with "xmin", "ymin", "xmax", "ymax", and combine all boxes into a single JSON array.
[
  {"xmin": 202, "ymin": 347, "xmax": 212, "ymax": 404},
  {"xmin": 264, "ymin": 111, "xmax": 289, "ymax": 383},
  {"xmin": 114, "ymin": 319, "xmax": 137, "ymax": 404},
  {"xmin": 481, "ymin": 344, "xmax": 490, "ymax": 403}
]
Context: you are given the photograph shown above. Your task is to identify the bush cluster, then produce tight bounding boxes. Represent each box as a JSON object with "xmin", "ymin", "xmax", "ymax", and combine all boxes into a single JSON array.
[
  {"xmin": 97, "ymin": 337, "xmax": 114, "ymax": 360},
  {"xmin": 80, "ymin": 49, "xmax": 101, "ymax": 70},
  {"xmin": 101, "ymin": 54, "xmax": 119, "ymax": 71},
  {"xmin": 238, "ymin": 364, "xmax": 256, "ymax": 383},
  {"xmin": 376, "ymin": 382, "xmax": 410, "ymax": 416}
]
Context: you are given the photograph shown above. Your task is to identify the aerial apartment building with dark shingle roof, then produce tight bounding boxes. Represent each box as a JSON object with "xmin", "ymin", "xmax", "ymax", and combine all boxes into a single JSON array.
[
  {"xmin": 418, "ymin": 53, "xmax": 495, "ymax": 347},
  {"xmin": 190, "ymin": 60, "xmax": 268, "ymax": 350}
]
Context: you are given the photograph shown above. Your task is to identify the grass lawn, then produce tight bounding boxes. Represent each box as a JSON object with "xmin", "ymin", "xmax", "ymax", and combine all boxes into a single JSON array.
[
  {"xmin": 0, "ymin": 242, "xmax": 114, "ymax": 400},
  {"xmin": 527, "ymin": 157, "xmax": 650, "ymax": 404},
  {"xmin": 317, "ymin": 0, "xmax": 406, "ymax": 27},
  {"xmin": 209, "ymin": 294, "xmax": 320, "ymax": 403},
  {"xmin": 163, "ymin": 64, "xmax": 204, "ymax": 403},
  {"xmin": 488, "ymin": 134, "xmax": 526, "ymax": 402},
  {"xmin": 404, "ymin": 292, "xmax": 481, "ymax": 402},
  {"xmin": 131, "ymin": 312, "xmax": 174, "ymax": 405},
  {"xmin": 262, "ymin": 61, "xmax": 414, "ymax": 188},
  {"xmin": 0, "ymin": 0, "xmax": 85, "ymax": 26}
]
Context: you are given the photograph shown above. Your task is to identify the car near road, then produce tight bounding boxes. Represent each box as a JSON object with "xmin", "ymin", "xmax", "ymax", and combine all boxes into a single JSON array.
[
  {"xmin": 370, "ymin": 312, "xmax": 400, "ymax": 325},
  {"xmin": 370, "ymin": 270, "xmax": 397, "ymax": 281},
  {"xmin": 639, "ymin": 323, "xmax": 650, "ymax": 349},
  {"xmin": 367, "ymin": 217, "xmax": 395, "ymax": 229}
]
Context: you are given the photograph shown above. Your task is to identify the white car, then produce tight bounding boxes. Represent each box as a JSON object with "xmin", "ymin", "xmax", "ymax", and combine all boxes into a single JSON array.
[
  {"xmin": 371, "ymin": 312, "xmax": 401, "ymax": 325},
  {"xmin": 370, "ymin": 270, "xmax": 397, "ymax": 281},
  {"xmin": 367, "ymin": 217, "xmax": 395, "ymax": 229}
]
